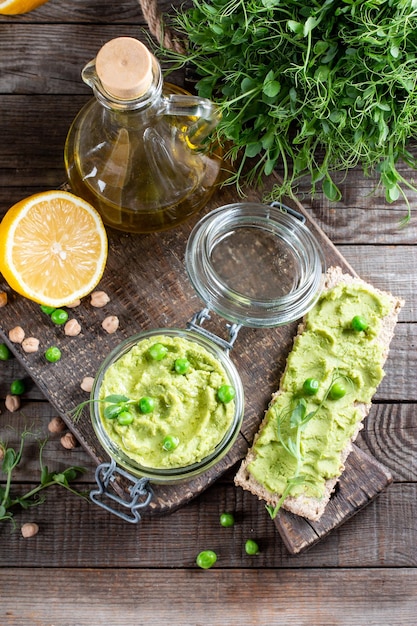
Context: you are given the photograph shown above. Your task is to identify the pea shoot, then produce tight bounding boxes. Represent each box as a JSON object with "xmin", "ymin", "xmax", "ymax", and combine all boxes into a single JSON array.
[
  {"xmin": 351, "ymin": 315, "xmax": 369, "ymax": 332},
  {"xmin": 70, "ymin": 394, "xmax": 152, "ymax": 425},
  {"xmin": 0, "ymin": 429, "xmax": 87, "ymax": 527},
  {"xmin": 217, "ymin": 384, "xmax": 236, "ymax": 404},
  {"xmin": 171, "ymin": 0, "xmax": 417, "ymax": 222},
  {"xmin": 267, "ymin": 370, "xmax": 353, "ymax": 519},
  {"xmin": 162, "ymin": 435, "xmax": 179, "ymax": 452},
  {"xmin": 196, "ymin": 550, "xmax": 217, "ymax": 569},
  {"xmin": 220, "ymin": 512, "xmax": 235, "ymax": 528},
  {"xmin": 245, "ymin": 539, "xmax": 260, "ymax": 556},
  {"xmin": 0, "ymin": 343, "xmax": 11, "ymax": 360},
  {"xmin": 148, "ymin": 342, "xmax": 168, "ymax": 361},
  {"xmin": 44, "ymin": 346, "xmax": 61, "ymax": 363}
]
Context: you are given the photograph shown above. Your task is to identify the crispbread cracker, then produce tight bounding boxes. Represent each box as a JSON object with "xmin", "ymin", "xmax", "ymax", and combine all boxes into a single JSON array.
[{"xmin": 234, "ymin": 266, "xmax": 404, "ymax": 521}]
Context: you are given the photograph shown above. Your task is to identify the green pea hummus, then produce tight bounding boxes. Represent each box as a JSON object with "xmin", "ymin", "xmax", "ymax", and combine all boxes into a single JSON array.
[
  {"xmin": 99, "ymin": 335, "xmax": 235, "ymax": 469},
  {"xmin": 247, "ymin": 282, "xmax": 392, "ymax": 499}
]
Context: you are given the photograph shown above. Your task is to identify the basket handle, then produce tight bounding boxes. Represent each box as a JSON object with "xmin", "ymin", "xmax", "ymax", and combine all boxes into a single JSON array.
[{"xmin": 138, "ymin": 0, "xmax": 186, "ymax": 53}]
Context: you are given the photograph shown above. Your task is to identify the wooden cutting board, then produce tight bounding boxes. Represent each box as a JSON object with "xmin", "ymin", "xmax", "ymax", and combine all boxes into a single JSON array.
[{"xmin": 0, "ymin": 172, "xmax": 392, "ymax": 549}]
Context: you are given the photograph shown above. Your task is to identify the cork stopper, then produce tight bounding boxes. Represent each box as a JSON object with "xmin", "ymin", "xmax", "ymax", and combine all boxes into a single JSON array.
[{"xmin": 95, "ymin": 37, "xmax": 153, "ymax": 100}]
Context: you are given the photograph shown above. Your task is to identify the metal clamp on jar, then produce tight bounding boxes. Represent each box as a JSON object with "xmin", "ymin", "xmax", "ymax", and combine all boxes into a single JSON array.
[{"xmin": 89, "ymin": 202, "xmax": 325, "ymax": 522}]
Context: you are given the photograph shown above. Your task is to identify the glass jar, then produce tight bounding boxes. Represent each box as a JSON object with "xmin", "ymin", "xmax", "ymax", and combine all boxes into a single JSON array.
[
  {"xmin": 90, "ymin": 328, "xmax": 245, "ymax": 485},
  {"xmin": 64, "ymin": 37, "xmax": 222, "ymax": 233},
  {"xmin": 186, "ymin": 202, "xmax": 325, "ymax": 327},
  {"xmin": 88, "ymin": 201, "xmax": 325, "ymax": 522}
]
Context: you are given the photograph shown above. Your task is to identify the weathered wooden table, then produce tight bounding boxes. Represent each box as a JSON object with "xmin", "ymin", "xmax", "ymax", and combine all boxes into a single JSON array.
[{"xmin": 1, "ymin": 2, "xmax": 416, "ymax": 624}]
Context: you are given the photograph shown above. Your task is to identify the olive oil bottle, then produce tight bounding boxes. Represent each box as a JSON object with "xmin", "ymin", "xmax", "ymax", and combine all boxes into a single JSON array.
[{"xmin": 64, "ymin": 37, "xmax": 222, "ymax": 233}]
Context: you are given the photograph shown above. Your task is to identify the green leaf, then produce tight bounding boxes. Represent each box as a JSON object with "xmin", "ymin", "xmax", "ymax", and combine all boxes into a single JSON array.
[
  {"xmin": 2, "ymin": 448, "xmax": 16, "ymax": 473},
  {"xmin": 261, "ymin": 129, "xmax": 275, "ymax": 150},
  {"xmin": 290, "ymin": 399, "xmax": 307, "ymax": 428},
  {"xmin": 313, "ymin": 40, "xmax": 329, "ymax": 55},
  {"xmin": 263, "ymin": 80, "xmax": 281, "ymax": 98},
  {"xmin": 303, "ymin": 16, "xmax": 319, "ymax": 37},
  {"xmin": 41, "ymin": 465, "xmax": 52, "ymax": 486},
  {"xmin": 53, "ymin": 473, "xmax": 68, "ymax": 486},
  {"xmin": 314, "ymin": 65, "xmax": 330, "ymax": 81},
  {"xmin": 323, "ymin": 177, "xmax": 342, "ymax": 201},
  {"xmin": 386, "ymin": 184, "xmax": 400, "ymax": 203},
  {"xmin": 245, "ymin": 142, "xmax": 263, "ymax": 158},
  {"xmin": 104, "ymin": 394, "xmax": 129, "ymax": 404},
  {"xmin": 287, "ymin": 20, "xmax": 303, "ymax": 36},
  {"xmin": 241, "ymin": 77, "xmax": 257, "ymax": 93},
  {"xmin": 264, "ymin": 159, "xmax": 276, "ymax": 176},
  {"xmin": 390, "ymin": 45, "xmax": 400, "ymax": 58},
  {"xmin": 104, "ymin": 404, "xmax": 123, "ymax": 419}
]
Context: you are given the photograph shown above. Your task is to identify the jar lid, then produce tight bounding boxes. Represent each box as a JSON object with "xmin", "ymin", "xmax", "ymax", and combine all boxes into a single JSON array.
[{"xmin": 185, "ymin": 202, "xmax": 325, "ymax": 328}]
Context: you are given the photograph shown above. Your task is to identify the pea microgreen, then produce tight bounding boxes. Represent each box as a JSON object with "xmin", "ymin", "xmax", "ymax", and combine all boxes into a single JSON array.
[
  {"xmin": 266, "ymin": 370, "xmax": 352, "ymax": 519},
  {"xmin": 0, "ymin": 428, "xmax": 87, "ymax": 527},
  {"xmin": 70, "ymin": 394, "xmax": 141, "ymax": 426},
  {"xmin": 167, "ymin": 0, "xmax": 417, "ymax": 222}
]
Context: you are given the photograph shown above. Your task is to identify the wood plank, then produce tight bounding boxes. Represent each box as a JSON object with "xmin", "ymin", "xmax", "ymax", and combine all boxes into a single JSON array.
[
  {"xmin": 1, "ymin": 481, "xmax": 415, "ymax": 568},
  {"xmin": 0, "ymin": 0, "xmax": 175, "ymax": 23},
  {"xmin": 355, "ymin": 403, "xmax": 417, "ymax": 481},
  {"xmin": 0, "ymin": 25, "xmax": 187, "ymax": 94},
  {"xmin": 1, "ymin": 568, "xmax": 416, "ymax": 625}
]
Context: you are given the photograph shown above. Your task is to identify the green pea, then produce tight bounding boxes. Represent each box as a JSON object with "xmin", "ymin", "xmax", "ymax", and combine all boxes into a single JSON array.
[
  {"xmin": 0, "ymin": 343, "xmax": 11, "ymax": 361},
  {"xmin": 162, "ymin": 435, "xmax": 179, "ymax": 451},
  {"xmin": 220, "ymin": 512, "xmax": 235, "ymax": 528},
  {"xmin": 40, "ymin": 304, "xmax": 56, "ymax": 315},
  {"xmin": 104, "ymin": 404, "xmax": 123, "ymax": 419},
  {"xmin": 351, "ymin": 315, "xmax": 368, "ymax": 332},
  {"xmin": 138, "ymin": 396, "xmax": 155, "ymax": 414},
  {"xmin": 44, "ymin": 346, "xmax": 61, "ymax": 363},
  {"xmin": 148, "ymin": 342, "xmax": 168, "ymax": 361},
  {"xmin": 196, "ymin": 550, "xmax": 217, "ymax": 569},
  {"xmin": 117, "ymin": 411, "xmax": 134, "ymax": 425},
  {"xmin": 217, "ymin": 384, "xmax": 236, "ymax": 404},
  {"xmin": 329, "ymin": 381, "xmax": 347, "ymax": 400},
  {"xmin": 245, "ymin": 539, "xmax": 260, "ymax": 555},
  {"xmin": 302, "ymin": 377, "xmax": 320, "ymax": 395},
  {"xmin": 174, "ymin": 357, "xmax": 190, "ymax": 374},
  {"xmin": 10, "ymin": 379, "xmax": 25, "ymax": 395},
  {"xmin": 50, "ymin": 309, "xmax": 69, "ymax": 325}
]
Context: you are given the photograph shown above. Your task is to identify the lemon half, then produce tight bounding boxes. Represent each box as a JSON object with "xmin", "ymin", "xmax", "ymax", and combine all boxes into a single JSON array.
[{"xmin": 0, "ymin": 190, "xmax": 108, "ymax": 307}]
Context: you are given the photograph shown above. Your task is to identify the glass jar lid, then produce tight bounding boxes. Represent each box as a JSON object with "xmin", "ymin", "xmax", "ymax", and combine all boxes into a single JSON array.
[{"xmin": 185, "ymin": 202, "xmax": 326, "ymax": 328}]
